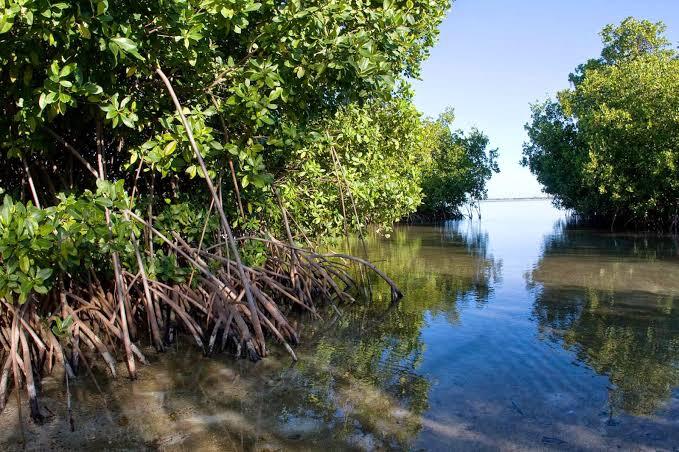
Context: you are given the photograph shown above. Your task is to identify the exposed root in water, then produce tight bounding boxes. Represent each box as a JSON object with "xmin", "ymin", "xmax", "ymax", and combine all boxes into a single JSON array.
[
  {"xmin": 0, "ymin": 67, "xmax": 403, "ymax": 427},
  {"xmin": 0, "ymin": 230, "xmax": 400, "ymax": 424}
]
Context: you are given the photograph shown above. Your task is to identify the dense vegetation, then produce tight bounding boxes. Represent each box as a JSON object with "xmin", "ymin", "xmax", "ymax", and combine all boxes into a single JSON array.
[
  {"xmin": 416, "ymin": 108, "xmax": 498, "ymax": 221},
  {"xmin": 522, "ymin": 18, "xmax": 679, "ymax": 232},
  {"xmin": 0, "ymin": 0, "xmax": 499, "ymax": 424},
  {"xmin": 281, "ymin": 101, "xmax": 499, "ymax": 234}
]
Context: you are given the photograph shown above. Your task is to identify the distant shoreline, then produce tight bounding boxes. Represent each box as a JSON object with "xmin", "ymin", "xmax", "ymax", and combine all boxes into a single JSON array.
[{"xmin": 483, "ymin": 197, "xmax": 552, "ymax": 202}]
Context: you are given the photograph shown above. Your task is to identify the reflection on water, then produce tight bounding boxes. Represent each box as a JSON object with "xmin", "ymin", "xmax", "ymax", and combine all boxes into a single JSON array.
[
  {"xmin": 528, "ymin": 224, "xmax": 679, "ymax": 416},
  {"xmin": 269, "ymin": 222, "xmax": 503, "ymax": 449},
  {"xmin": 2, "ymin": 200, "xmax": 679, "ymax": 450}
]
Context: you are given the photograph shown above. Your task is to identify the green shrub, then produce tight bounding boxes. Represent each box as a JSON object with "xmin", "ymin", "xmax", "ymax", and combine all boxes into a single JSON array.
[{"xmin": 523, "ymin": 18, "xmax": 679, "ymax": 231}]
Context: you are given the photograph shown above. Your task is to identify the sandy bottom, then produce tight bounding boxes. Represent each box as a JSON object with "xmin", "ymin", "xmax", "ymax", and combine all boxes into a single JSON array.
[{"xmin": 1, "ymin": 345, "xmax": 678, "ymax": 451}]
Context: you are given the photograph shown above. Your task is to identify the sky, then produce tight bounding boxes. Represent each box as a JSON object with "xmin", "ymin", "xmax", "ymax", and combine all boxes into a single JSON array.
[{"xmin": 412, "ymin": 0, "xmax": 679, "ymax": 199}]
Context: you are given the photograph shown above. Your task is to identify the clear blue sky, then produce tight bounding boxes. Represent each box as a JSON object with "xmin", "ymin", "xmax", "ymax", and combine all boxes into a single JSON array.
[{"xmin": 412, "ymin": 0, "xmax": 679, "ymax": 198}]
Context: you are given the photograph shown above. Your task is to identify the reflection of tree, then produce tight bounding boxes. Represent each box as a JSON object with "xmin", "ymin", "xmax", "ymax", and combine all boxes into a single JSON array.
[
  {"xmin": 529, "ymin": 226, "xmax": 679, "ymax": 415},
  {"xmin": 268, "ymin": 223, "xmax": 501, "ymax": 448},
  {"xmin": 362, "ymin": 221, "xmax": 499, "ymax": 300},
  {"xmin": 544, "ymin": 218, "xmax": 679, "ymax": 261}
]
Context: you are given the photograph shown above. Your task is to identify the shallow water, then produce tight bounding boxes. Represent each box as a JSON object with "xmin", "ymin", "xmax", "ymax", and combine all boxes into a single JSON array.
[{"xmin": 3, "ymin": 199, "xmax": 679, "ymax": 451}]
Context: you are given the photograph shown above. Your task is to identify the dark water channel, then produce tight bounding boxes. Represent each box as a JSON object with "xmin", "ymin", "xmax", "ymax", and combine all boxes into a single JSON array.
[{"xmin": 2, "ymin": 199, "xmax": 678, "ymax": 451}]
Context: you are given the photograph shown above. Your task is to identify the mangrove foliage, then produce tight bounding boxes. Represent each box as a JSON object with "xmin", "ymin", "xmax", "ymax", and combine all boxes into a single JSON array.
[
  {"xmin": 0, "ymin": 0, "xmax": 499, "ymax": 426},
  {"xmin": 522, "ymin": 18, "xmax": 679, "ymax": 232}
]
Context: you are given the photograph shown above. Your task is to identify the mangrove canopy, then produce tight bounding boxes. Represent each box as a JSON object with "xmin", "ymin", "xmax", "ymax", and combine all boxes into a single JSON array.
[{"xmin": 522, "ymin": 18, "xmax": 679, "ymax": 232}]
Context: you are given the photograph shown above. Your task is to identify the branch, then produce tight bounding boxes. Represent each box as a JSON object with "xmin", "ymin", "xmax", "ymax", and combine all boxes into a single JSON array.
[
  {"xmin": 155, "ymin": 67, "xmax": 266, "ymax": 355},
  {"xmin": 43, "ymin": 127, "xmax": 99, "ymax": 179},
  {"xmin": 21, "ymin": 157, "xmax": 41, "ymax": 209}
]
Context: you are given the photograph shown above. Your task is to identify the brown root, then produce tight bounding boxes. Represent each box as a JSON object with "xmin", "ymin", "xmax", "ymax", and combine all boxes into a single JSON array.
[{"xmin": 0, "ymin": 222, "xmax": 399, "ymax": 424}]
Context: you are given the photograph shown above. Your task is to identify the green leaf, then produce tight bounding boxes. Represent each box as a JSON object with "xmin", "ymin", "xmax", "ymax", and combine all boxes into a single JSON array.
[
  {"xmin": 60, "ymin": 65, "xmax": 73, "ymax": 77},
  {"xmin": 83, "ymin": 83, "xmax": 103, "ymax": 95},
  {"xmin": 112, "ymin": 37, "xmax": 137, "ymax": 52},
  {"xmin": 19, "ymin": 255, "xmax": 30, "ymax": 273},
  {"xmin": 163, "ymin": 140, "xmax": 177, "ymax": 156},
  {"xmin": 36, "ymin": 268, "xmax": 53, "ymax": 281},
  {"xmin": 38, "ymin": 93, "xmax": 47, "ymax": 110},
  {"xmin": 111, "ymin": 37, "xmax": 145, "ymax": 60},
  {"xmin": 0, "ymin": 18, "xmax": 14, "ymax": 35},
  {"xmin": 62, "ymin": 316, "xmax": 73, "ymax": 330},
  {"xmin": 186, "ymin": 165, "xmax": 197, "ymax": 178},
  {"xmin": 96, "ymin": 0, "xmax": 108, "ymax": 15}
]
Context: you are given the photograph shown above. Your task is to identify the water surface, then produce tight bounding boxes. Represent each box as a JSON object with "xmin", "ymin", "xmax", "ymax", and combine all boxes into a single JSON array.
[{"xmin": 3, "ymin": 199, "xmax": 678, "ymax": 450}]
